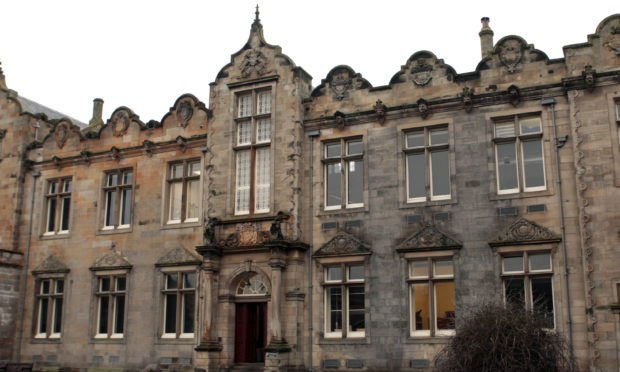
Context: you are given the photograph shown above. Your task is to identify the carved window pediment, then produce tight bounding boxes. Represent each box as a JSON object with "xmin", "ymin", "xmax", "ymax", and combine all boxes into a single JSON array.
[
  {"xmin": 396, "ymin": 224, "xmax": 462, "ymax": 253},
  {"xmin": 488, "ymin": 217, "xmax": 560, "ymax": 247},
  {"xmin": 90, "ymin": 250, "xmax": 133, "ymax": 271},
  {"xmin": 32, "ymin": 255, "xmax": 69, "ymax": 274},
  {"xmin": 155, "ymin": 246, "xmax": 202, "ymax": 267},
  {"xmin": 313, "ymin": 231, "xmax": 371, "ymax": 258}
]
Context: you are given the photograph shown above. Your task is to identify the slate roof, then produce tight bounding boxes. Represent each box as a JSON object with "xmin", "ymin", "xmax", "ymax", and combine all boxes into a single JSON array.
[{"xmin": 17, "ymin": 95, "xmax": 87, "ymax": 128}]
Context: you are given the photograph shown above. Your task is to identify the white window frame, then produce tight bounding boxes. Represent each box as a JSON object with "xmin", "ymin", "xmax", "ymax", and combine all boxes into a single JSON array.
[
  {"xmin": 404, "ymin": 126, "xmax": 451, "ymax": 203},
  {"xmin": 234, "ymin": 88, "xmax": 272, "ymax": 215},
  {"xmin": 323, "ymin": 138, "xmax": 364, "ymax": 210},
  {"xmin": 323, "ymin": 263, "xmax": 366, "ymax": 339},
  {"xmin": 165, "ymin": 159, "xmax": 201, "ymax": 225},
  {"xmin": 160, "ymin": 267, "xmax": 197, "ymax": 339},
  {"xmin": 93, "ymin": 271, "xmax": 127, "ymax": 339},
  {"xmin": 34, "ymin": 276, "xmax": 65, "ymax": 339},
  {"xmin": 494, "ymin": 116, "xmax": 546, "ymax": 195},
  {"xmin": 102, "ymin": 169, "xmax": 134, "ymax": 230},
  {"xmin": 43, "ymin": 178, "xmax": 72, "ymax": 235}
]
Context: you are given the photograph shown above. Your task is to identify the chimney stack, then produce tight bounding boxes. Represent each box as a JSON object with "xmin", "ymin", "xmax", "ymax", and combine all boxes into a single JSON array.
[
  {"xmin": 89, "ymin": 98, "xmax": 104, "ymax": 127},
  {"xmin": 479, "ymin": 17, "xmax": 494, "ymax": 59}
]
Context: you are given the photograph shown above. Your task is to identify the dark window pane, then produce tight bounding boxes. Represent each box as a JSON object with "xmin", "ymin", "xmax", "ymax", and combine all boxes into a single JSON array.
[
  {"xmin": 348, "ymin": 265, "xmax": 364, "ymax": 280},
  {"xmin": 183, "ymin": 293, "xmax": 195, "ymax": 334},
  {"xmin": 347, "ymin": 160, "xmax": 363, "ymax": 205},
  {"xmin": 165, "ymin": 294, "xmax": 177, "ymax": 334},
  {"xmin": 531, "ymin": 277, "xmax": 554, "ymax": 328},
  {"xmin": 184, "ymin": 273, "xmax": 196, "ymax": 289},
  {"xmin": 522, "ymin": 140, "xmax": 545, "ymax": 189},
  {"xmin": 505, "ymin": 279, "xmax": 525, "ymax": 307},
  {"xmin": 60, "ymin": 197, "xmax": 70, "ymax": 230},
  {"xmin": 55, "ymin": 280, "xmax": 64, "ymax": 294},
  {"xmin": 503, "ymin": 256, "xmax": 524, "ymax": 273},
  {"xmin": 431, "ymin": 150, "xmax": 450, "ymax": 197},
  {"xmin": 122, "ymin": 171, "xmax": 133, "ymax": 185},
  {"xmin": 107, "ymin": 173, "xmax": 118, "ymax": 187},
  {"xmin": 116, "ymin": 277, "xmax": 126, "ymax": 291},
  {"xmin": 98, "ymin": 296, "xmax": 109, "ymax": 334},
  {"xmin": 100, "ymin": 277, "xmax": 110, "ymax": 292},
  {"xmin": 120, "ymin": 189, "xmax": 132, "ymax": 225},
  {"xmin": 497, "ymin": 142, "xmax": 518, "ymax": 191},
  {"xmin": 53, "ymin": 298, "xmax": 62, "ymax": 333},
  {"xmin": 326, "ymin": 163, "xmax": 341, "ymax": 207},
  {"xmin": 166, "ymin": 274, "xmax": 178, "ymax": 290},
  {"xmin": 105, "ymin": 191, "xmax": 116, "ymax": 227},
  {"xmin": 49, "ymin": 181, "xmax": 58, "ymax": 194},
  {"xmin": 407, "ymin": 153, "xmax": 425, "ymax": 199},
  {"xmin": 114, "ymin": 296, "xmax": 125, "ymax": 334},
  {"xmin": 41, "ymin": 280, "xmax": 50, "ymax": 294},
  {"xmin": 348, "ymin": 285, "xmax": 365, "ymax": 332},
  {"xmin": 39, "ymin": 298, "xmax": 48, "ymax": 334},
  {"xmin": 47, "ymin": 198, "xmax": 57, "ymax": 232},
  {"xmin": 63, "ymin": 180, "xmax": 71, "ymax": 193},
  {"xmin": 435, "ymin": 281, "xmax": 455, "ymax": 330},
  {"xmin": 326, "ymin": 143, "xmax": 341, "ymax": 158},
  {"xmin": 328, "ymin": 287, "xmax": 342, "ymax": 332}
]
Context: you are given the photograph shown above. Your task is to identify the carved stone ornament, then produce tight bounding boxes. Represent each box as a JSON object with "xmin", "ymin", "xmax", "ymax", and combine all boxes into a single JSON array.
[
  {"xmin": 241, "ymin": 49, "xmax": 267, "ymax": 78},
  {"xmin": 142, "ymin": 140, "xmax": 154, "ymax": 157},
  {"xmin": 334, "ymin": 111, "xmax": 346, "ymax": 130},
  {"xmin": 508, "ymin": 85, "xmax": 521, "ymax": 106},
  {"xmin": 80, "ymin": 150, "xmax": 92, "ymax": 166},
  {"xmin": 582, "ymin": 65, "xmax": 596, "ymax": 92},
  {"xmin": 411, "ymin": 60, "xmax": 433, "ymax": 86},
  {"xmin": 499, "ymin": 39, "xmax": 523, "ymax": 73},
  {"xmin": 177, "ymin": 100, "xmax": 193, "ymax": 128},
  {"xmin": 52, "ymin": 156, "xmax": 62, "ymax": 169},
  {"xmin": 54, "ymin": 123, "xmax": 68, "ymax": 149},
  {"xmin": 203, "ymin": 217, "xmax": 219, "ymax": 245},
  {"xmin": 0, "ymin": 128, "xmax": 6, "ymax": 139},
  {"xmin": 462, "ymin": 87, "xmax": 474, "ymax": 113},
  {"xmin": 313, "ymin": 231, "xmax": 371, "ymax": 257},
  {"xmin": 270, "ymin": 214, "xmax": 284, "ymax": 240},
  {"xmin": 221, "ymin": 233, "xmax": 240, "ymax": 248},
  {"xmin": 155, "ymin": 246, "xmax": 202, "ymax": 267},
  {"xmin": 605, "ymin": 26, "xmax": 620, "ymax": 56},
  {"xmin": 374, "ymin": 99, "xmax": 387, "ymax": 125},
  {"xmin": 417, "ymin": 98, "xmax": 430, "ymax": 119},
  {"xmin": 32, "ymin": 255, "xmax": 70, "ymax": 274},
  {"xmin": 111, "ymin": 111, "xmax": 130, "ymax": 137},
  {"xmin": 90, "ymin": 250, "xmax": 133, "ymax": 271},
  {"xmin": 396, "ymin": 224, "xmax": 462, "ymax": 253},
  {"xmin": 330, "ymin": 68, "xmax": 353, "ymax": 100},
  {"xmin": 176, "ymin": 136, "xmax": 187, "ymax": 153},
  {"xmin": 488, "ymin": 217, "xmax": 561, "ymax": 247},
  {"xmin": 236, "ymin": 272, "xmax": 269, "ymax": 296},
  {"xmin": 110, "ymin": 146, "xmax": 121, "ymax": 162}
]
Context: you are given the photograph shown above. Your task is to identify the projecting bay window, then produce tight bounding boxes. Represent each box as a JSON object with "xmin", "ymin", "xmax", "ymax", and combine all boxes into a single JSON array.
[
  {"xmin": 324, "ymin": 264, "xmax": 365, "ymax": 338},
  {"xmin": 324, "ymin": 139, "xmax": 364, "ymax": 210},
  {"xmin": 409, "ymin": 258, "xmax": 455, "ymax": 337},
  {"xmin": 494, "ymin": 116, "xmax": 546, "ymax": 194},
  {"xmin": 235, "ymin": 89, "xmax": 272, "ymax": 215},
  {"xmin": 103, "ymin": 170, "xmax": 133, "ymax": 230},
  {"xmin": 166, "ymin": 160, "xmax": 201, "ymax": 224},
  {"xmin": 162, "ymin": 271, "xmax": 196, "ymax": 339},
  {"xmin": 44, "ymin": 178, "xmax": 72, "ymax": 235},
  {"xmin": 95, "ymin": 274, "xmax": 126, "ymax": 339},
  {"xmin": 34, "ymin": 278, "xmax": 64, "ymax": 339},
  {"xmin": 502, "ymin": 252, "xmax": 554, "ymax": 328},
  {"xmin": 405, "ymin": 127, "xmax": 451, "ymax": 203}
]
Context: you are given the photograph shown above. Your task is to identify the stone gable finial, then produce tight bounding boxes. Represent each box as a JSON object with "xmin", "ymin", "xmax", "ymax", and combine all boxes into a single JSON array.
[
  {"xmin": 255, "ymin": 4, "xmax": 260, "ymax": 22},
  {"xmin": 0, "ymin": 60, "xmax": 6, "ymax": 90}
]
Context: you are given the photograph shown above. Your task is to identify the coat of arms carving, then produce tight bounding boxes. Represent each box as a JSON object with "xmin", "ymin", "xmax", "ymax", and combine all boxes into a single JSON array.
[
  {"xmin": 605, "ymin": 26, "xmax": 620, "ymax": 56},
  {"xmin": 330, "ymin": 68, "xmax": 353, "ymax": 100},
  {"xmin": 241, "ymin": 49, "xmax": 267, "ymax": 78},
  {"xmin": 177, "ymin": 101, "xmax": 193, "ymax": 128},
  {"xmin": 411, "ymin": 60, "xmax": 433, "ymax": 87},
  {"xmin": 54, "ymin": 123, "xmax": 68, "ymax": 148},
  {"xmin": 111, "ymin": 111, "xmax": 130, "ymax": 137},
  {"xmin": 499, "ymin": 39, "xmax": 523, "ymax": 73}
]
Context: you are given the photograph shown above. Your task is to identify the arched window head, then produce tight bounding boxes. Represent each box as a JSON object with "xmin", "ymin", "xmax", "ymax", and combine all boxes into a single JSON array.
[{"xmin": 236, "ymin": 273, "xmax": 268, "ymax": 296}]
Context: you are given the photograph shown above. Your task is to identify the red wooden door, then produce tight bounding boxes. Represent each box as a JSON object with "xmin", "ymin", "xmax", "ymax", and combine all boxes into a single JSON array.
[{"xmin": 234, "ymin": 303, "xmax": 266, "ymax": 363}]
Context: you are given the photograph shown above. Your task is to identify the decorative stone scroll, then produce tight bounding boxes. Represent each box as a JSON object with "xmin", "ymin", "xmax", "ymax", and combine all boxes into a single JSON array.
[
  {"xmin": 313, "ymin": 231, "xmax": 371, "ymax": 257},
  {"xmin": 488, "ymin": 217, "xmax": 561, "ymax": 247},
  {"xmin": 396, "ymin": 224, "xmax": 462, "ymax": 253}
]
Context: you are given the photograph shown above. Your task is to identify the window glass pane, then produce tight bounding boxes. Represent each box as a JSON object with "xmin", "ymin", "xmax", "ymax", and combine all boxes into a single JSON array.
[
  {"xmin": 107, "ymin": 173, "xmax": 118, "ymax": 187},
  {"xmin": 505, "ymin": 279, "xmax": 525, "ymax": 307},
  {"xmin": 406, "ymin": 132, "xmax": 424, "ymax": 148},
  {"xmin": 434, "ymin": 260, "xmax": 454, "ymax": 276},
  {"xmin": 189, "ymin": 162, "xmax": 201, "ymax": 176},
  {"xmin": 496, "ymin": 142, "xmax": 518, "ymax": 191},
  {"xmin": 348, "ymin": 265, "xmax": 364, "ymax": 281},
  {"xmin": 435, "ymin": 281, "xmax": 455, "ymax": 330},
  {"xmin": 407, "ymin": 153, "xmax": 425, "ymax": 200},
  {"xmin": 520, "ymin": 117, "xmax": 541, "ymax": 134},
  {"xmin": 122, "ymin": 171, "xmax": 133, "ymax": 185},
  {"xmin": 412, "ymin": 283, "xmax": 430, "ymax": 331},
  {"xmin": 49, "ymin": 181, "xmax": 58, "ymax": 194},
  {"xmin": 410, "ymin": 261, "xmax": 428, "ymax": 278},
  {"xmin": 431, "ymin": 150, "xmax": 450, "ymax": 197},
  {"xmin": 257, "ymin": 119, "xmax": 271, "ymax": 142},
  {"xmin": 52, "ymin": 298, "xmax": 63, "ymax": 333},
  {"xmin": 530, "ymin": 253, "xmax": 551, "ymax": 271},
  {"xmin": 116, "ymin": 277, "xmax": 126, "ymax": 291},
  {"xmin": 39, "ymin": 298, "xmax": 48, "ymax": 333},
  {"xmin": 236, "ymin": 151, "xmax": 251, "ymax": 213},
  {"xmin": 531, "ymin": 277, "xmax": 554, "ymax": 327},
  {"xmin": 616, "ymin": 103, "xmax": 620, "ymax": 120},
  {"xmin": 186, "ymin": 180, "xmax": 199, "ymax": 219},
  {"xmin": 105, "ymin": 190, "xmax": 116, "ymax": 227},
  {"xmin": 166, "ymin": 274, "xmax": 178, "ymax": 290},
  {"xmin": 347, "ymin": 141, "xmax": 363, "ymax": 155},
  {"xmin": 522, "ymin": 140, "xmax": 545, "ymax": 189},
  {"xmin": 257, "ymin": 91, "xmax": 271, "ymax": 115},
  {"xmin": 326, "ymin": 163, "xmax": 342, "ymax": 207},
  {"xmin": 326, "ymin": 143, "xmax": 341, "ymax": 158},
  {"xmin": 503, "ymin": 256, "xmax": 524, "ymax": 272},
  {"xmin": 41, "ymin": 280, "xmax": 50, "ymax": 294},
  {"xmin": 164, "ymin": 294, "xmax": 177, "ymax": 334},
  {"xmin": 100, "ymin": 277, "xmax": 110, "ymax": 292},
  {"xmin": 63, "ymin": 180, "xmax": 71, "ymax": 193},
  {"xmin": 348, "ymin": 286, "xmax": 365, "ymax": 333},
  {"xmin": 60, "ymin": 196, "xmax": 71, "ymax": 231},
  {"xmin": 347, "ymin": 159, "xmax": 363, "ymax": 205},
  {"xmin": 238, "ymin": 94, "xmax": 252, "ymax": 117},
  {"xmin": 170, "ymin": 164, "xmax": 184, "ymax": 179},
  {"xmin": 183, "ymin": 293, "xmax": 195, "ymax": 333},
  {"xmin": 98, "ymin": 296, "xmax": 109, "ymax": 334},
  {"xmin": 169, "ymin": 182, "xmax": 182, "ymax": 221},
  {"xmin": 114, "ymin": 296, "xmax": 125, "ymax": 334},
  {"xmin": 495, "ymin": 122, "xmax": 515, "ymax": 137},
  {"xmin": 237, "ymin": 121, "xmax": 251, "ymax": 145},
  {"xmin": 55, "ymin": 280, "xmax": 64, "ymax": 294},
  {"xmin": 255, "ymin": 148, "xmax": 270, "ymax": 212},
  {"xmin": 327, "ymin": 287, "xmax": 342, "ymax": 333},
  {"xmin": 327, "ymin": 267, "xmax": 342, "ymax": 282},
  {"xmin": 184, "ymin": 273, "xmax": 196, "ymax": 289},
  {"xmin": 120, "ymin": 189, "xmax": 132, "ymax": 225},
  {"xmin": 430, "ymin": 129, "xmax": 448, "ymax": 145},
  {"xmin": 47, "ymin": 198, "xmax": 57, "ymax": 232}
]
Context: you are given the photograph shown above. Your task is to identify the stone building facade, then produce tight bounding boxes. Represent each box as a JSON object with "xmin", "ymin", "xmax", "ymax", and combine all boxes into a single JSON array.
[{"xmin": 1, "ymin": 10, "xmax": 619, "ymax": 372}]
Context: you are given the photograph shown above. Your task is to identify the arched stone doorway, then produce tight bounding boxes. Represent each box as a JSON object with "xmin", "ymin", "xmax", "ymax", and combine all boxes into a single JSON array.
[{"xmin": 232, "ymin": 271, "xmax": 270, "ymax": 364}]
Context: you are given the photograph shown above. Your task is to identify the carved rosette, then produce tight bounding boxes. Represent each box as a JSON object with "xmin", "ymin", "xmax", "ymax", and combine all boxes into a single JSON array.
[
  {"xmin": 313, "ymin": 231, "xmax": 371, "ymax": 257},
  {"xmin": 177, "ymin": 100, "xmax": 194, "ymax": 128},
  {"xmin": 499, "ymin": 39, "xmax": 523, "ymax": 73},
  {"xmin": 396, "ymin": 224, "xmax": 462, "ymax": 252},
  {"xmin": 54, "ymin": 123, "xmax": 68, "ymax": 148},
  {"xmin": 111, "ymin": 111, "xmax": 130, "ymax": 137},
  {"xmin": 241, "ymin": 49, "xmax": 268, "ymax": 78},
  {"xmin": 488, "ymin": 218, "xmax": 560, "ymax": 247}
]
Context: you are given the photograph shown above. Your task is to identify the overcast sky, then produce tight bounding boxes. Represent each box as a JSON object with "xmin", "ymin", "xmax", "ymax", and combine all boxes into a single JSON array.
[{"xmin": 1, "ymin": 1, "xmax": 618, "ymax": 125}]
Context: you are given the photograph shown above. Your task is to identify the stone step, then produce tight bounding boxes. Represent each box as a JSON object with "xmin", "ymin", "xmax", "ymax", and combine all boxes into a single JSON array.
[{"xmin": 229, "ymin": 363, "xmax": 264, "ymax": 372}]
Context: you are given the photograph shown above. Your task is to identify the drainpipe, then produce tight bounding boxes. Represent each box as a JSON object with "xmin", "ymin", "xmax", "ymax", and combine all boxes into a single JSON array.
[
  {"xmin": 16, "ymin": 170, "xmax": 41, "ymax": 362},
  {"xmin": 307, "ymin": 129, "xmax": 320, "ymax": 372},
  {"xmin": 541, "ymin": 97, "xmax": 572, "ymax": 359}
]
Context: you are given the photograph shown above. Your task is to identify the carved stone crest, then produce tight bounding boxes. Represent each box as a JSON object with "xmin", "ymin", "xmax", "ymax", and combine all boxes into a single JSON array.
[
  {"xmin": 489, "ymin": 217, "xmax": 561, "ymax": 247},
  {"xmin": 508, "ymin": 85, "xmax": 521, "ymax": 106},
  {"xmin": 313, "ymin": 231, "xmax": 371, "ymax": 257},
  {"xmin": 417, "ymin": 98, "xmax": 430, "ymax": 119},
  {"xmin": 177, "ymin": 100, "xmax": 193, "ymax": 128},
  {"xmin": 91, "ymin": 251, "xmax": 133, "ymax": 271},
  {"xmin": 374, "ymin": 99, "xmax": 387, "ymax": 125},
  {"xmin": 396, "ymin": 224, "xmax": 462, "ymax": 252},
  {"xmin": 330, "ymin": 68, "xmax": 353, "ymax": 100},
  {"xmin": 499, "ymin": 39, "xmax": 523, "ymax": 73},
  {"xmin": 582, "ymin": 65, "xmax": 596, "ymax": 92},
  {"xmin": 461, "ymin": 87, "xmax": 474, "ymax": 113},
  {"xmin": 111, "ymin": 111, "xmax": 130, "ymax": 137},
  {"xmin": 411, "ymin": 60, "xmax": 433, "ymax": 86},
  {"xmin": 241, "ymin": 49, "xmax": 267, "ymax": 78},
  {"xmin": 54, "ymin": 123, "xmax": 68, "ymax": 148},
  {"xmin": 605, "ymin": 26, "xmax": 620, "ymax": 56},
  {"xmin": 156, "ymin": 246, "xmax": 201, "ymax": 267},
  {"xmin": 32, "ymin": 255, "xmax": 70, "ymax": 274}
]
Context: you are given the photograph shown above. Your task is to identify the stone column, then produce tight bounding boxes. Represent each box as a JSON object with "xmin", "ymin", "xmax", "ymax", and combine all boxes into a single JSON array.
[
  {"xmin": 267, "ymin": 256, "xmax": 287, "ymax": 346},
  {"xmin": 194, "ymin": 245, "xmax": 222, "ymax": 371}
]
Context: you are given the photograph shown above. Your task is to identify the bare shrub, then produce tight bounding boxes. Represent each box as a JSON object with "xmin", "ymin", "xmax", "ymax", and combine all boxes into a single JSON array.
[{"xmin": 434, "ymin": 302, "xmax": 576, "ymax": 372}]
